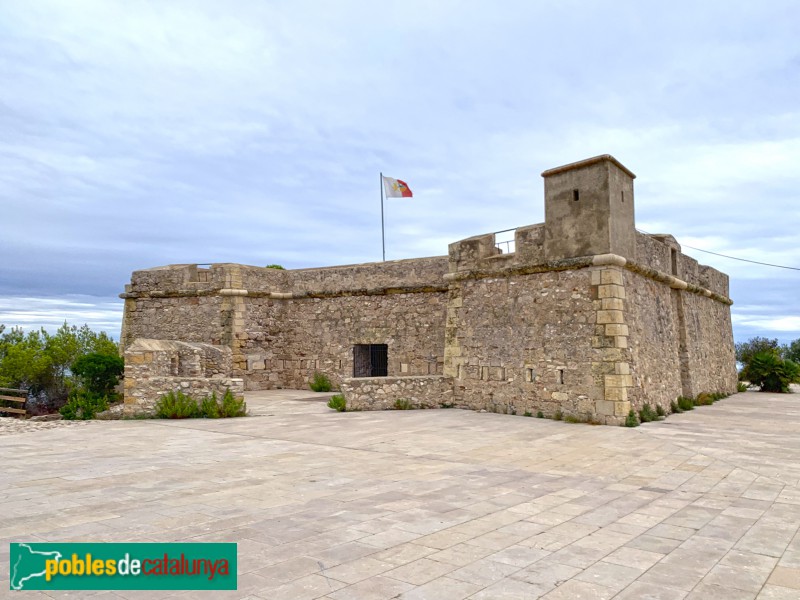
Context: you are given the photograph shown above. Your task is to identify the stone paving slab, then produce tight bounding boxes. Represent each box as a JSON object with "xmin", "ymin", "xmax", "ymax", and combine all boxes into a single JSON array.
[{"xmin": 1, "ymin": 390, "xmax": 799, "ymax": 598}]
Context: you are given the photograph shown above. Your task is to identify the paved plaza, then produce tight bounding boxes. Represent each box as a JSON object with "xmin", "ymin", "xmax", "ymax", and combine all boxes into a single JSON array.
[{"xmin": 2, "ymin": 390, "xmax": 800, "ymax": 599}]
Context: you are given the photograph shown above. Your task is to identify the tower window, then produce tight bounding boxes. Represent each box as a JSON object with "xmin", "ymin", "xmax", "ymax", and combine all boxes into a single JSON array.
[{"xmin": 573, "ymin": 189, "xmax": 580, "ymax": 202}]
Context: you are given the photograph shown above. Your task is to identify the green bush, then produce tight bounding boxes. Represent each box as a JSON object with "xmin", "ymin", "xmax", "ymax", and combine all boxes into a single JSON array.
[
  {"xmin": 564, "ymin": 414, "xmax": 585, "ymax": 424},
  {"xmin": 741, "ymin": 351, "xmax": 800, "ymax": 393},
  {"xmin": 737, "ymin": 382, "xmax": 749, "ymax": 393},
  {"xmin": 553, "ymin": 410, "xmax": 563, "ymax": 421},
  {"xmin": 536, "ymin": 411, "xmax": 544, "ymax": 418},
  {"xmin": 639, "ymin": 403, "xmax": 658, "ymax": 422},
  {"xmin": 328, "ymin": 394, "xmax": 346, "ymax": 412},
  {"xmin": 71, "ymin": 352, "xmax": 124, "ymax": 397},
  {"xmin": 155, "ymin": 390, "xmax": 199, "ymax": 419},
  {"xmin": 0, "ymin": 321, "xmax": 118, "ymax": 413},
  {"xmin": 695, "ymin": 392, "xmax": 714, "ymax": 406},
  {"xmin": 656, "ymin": 404, "xmax": 666, "ymax": 417},
  {"xmin": 200, "ymin": 392, "xmax": 220, "ymax": 418},
  {"xmin": 155, "ymin": 389, "xmax": 246, "ymax": 419},
  {"xmin": 59, "ymin": 390, "xmax": 109, "ymax": 420},
  {"xmin": 394, "ymin": 398, "xmax": 413, "ymax": 410},
  {"xmin": 670, "ymin": 400, "xmax": 682, "ymax": 413},
  {"xmin": 624, "ymin": 409, "xmax": 639, "ymax": 427},
  {"xmin": 265, "ymin": 264, "xmax": 285, "ymax": 270},
  {"xmin": 677, "ymin": 396, "xmax": 695, "ymax": 411},
  {"xmin": 219, "ymin": 389, "xmax": 247, "ymax": 417},
  {"xmin": 309, "ymin": 372, "xmax": 332, "ymax": 392}
]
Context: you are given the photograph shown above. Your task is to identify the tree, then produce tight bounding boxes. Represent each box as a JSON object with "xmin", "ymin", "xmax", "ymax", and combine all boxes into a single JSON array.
[
  {"xmin": 783, "ymin": 338, "xmax": 800, "ymax": 364},
  {"xmin": 735, "ymin": 337, "xmax": 780, "ymax": 366},
  {"xmin": 741, "ymin": 351, "xmax": 800, "ymax": 393},
  {"xmin": 71, "ymin": 353, "xmax": 124, "ymax": 397},
  {"xmin": 0, "ymin": 322, "xmax": 119, "ymax": 412}
]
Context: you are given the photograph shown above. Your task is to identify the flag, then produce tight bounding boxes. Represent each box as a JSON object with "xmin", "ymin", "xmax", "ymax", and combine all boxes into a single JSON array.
[{"xmin": 382, "ymin": 176, "xmax": 413, "ymax": 198}]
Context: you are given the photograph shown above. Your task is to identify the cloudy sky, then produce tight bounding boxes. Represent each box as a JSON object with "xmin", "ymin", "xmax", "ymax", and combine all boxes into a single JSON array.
[{"xmin": 1, "ymin": 0, "xmax": 798, "ymax": 343}]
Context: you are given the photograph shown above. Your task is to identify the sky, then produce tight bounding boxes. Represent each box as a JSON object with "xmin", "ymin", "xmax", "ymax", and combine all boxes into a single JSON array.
[{"xmin": 1, "ymin": 0, "xmax": 798, "ymax": 344}]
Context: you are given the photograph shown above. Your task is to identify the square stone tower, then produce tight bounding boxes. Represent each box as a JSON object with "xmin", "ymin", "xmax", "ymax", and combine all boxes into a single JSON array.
[{"xmin": 543, "ymin": 154, "xmax": 636, "ymax": 261}]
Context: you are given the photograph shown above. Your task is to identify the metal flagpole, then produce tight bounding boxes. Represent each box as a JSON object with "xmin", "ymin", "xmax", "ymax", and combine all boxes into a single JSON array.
[{"xmin": 380, "ymin": 172, "xmax": 385, "ymax": 261}]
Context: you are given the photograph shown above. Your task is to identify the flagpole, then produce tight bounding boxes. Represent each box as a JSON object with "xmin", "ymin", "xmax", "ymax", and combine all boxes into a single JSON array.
[{"xmin": 380, "ymin": 172, "xmax": 385, "ymax": 262}]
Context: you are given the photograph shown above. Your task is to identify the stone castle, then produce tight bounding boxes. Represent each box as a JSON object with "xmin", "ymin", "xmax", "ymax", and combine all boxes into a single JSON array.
[{"xmin": 120, "ymin": 155, "xmax": 738, "ymax": 424}]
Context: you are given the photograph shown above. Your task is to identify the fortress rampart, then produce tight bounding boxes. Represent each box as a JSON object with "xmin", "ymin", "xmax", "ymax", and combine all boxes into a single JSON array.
[{"xmin": 121, "ymin": 155, "xmax": 737, "ymax": 423}]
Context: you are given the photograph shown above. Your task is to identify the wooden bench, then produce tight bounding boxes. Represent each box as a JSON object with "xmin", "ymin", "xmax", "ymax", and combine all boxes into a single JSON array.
[{"xmin": 0, "ymin": 387, "xmax": 27, "ymax": 418}]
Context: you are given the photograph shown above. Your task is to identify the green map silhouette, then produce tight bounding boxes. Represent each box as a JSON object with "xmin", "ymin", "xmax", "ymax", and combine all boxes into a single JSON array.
[{"xmin": 10, "ymin": 543, "xmax": 62, "ymax": 590}]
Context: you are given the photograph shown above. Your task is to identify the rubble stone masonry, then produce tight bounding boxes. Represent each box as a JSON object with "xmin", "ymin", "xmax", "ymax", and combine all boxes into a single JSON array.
[{"xmin": 121, "ymin": 155, "xmax": 737, "ymax": 422}]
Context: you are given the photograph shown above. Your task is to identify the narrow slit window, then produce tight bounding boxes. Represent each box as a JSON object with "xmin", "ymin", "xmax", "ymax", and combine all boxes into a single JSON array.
[
  {"xmin": 572, "ymin": 189, "xmax": 580, "ymax": 202},
  {"xmin": 557, "ymin": 368, "xmax": 564, "ymax": 384},
  {"xmin": 621, "ymin": 190, "xmax": 624, "ymax": 203},
  {"xmin": 526, "ymin": 368, "xmax": 535, "ymax": 382}
]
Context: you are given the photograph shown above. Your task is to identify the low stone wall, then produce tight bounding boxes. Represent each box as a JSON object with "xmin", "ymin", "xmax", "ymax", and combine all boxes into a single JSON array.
[
  {"xmin": 340, "ymin": 376, "xmax": 454, "ymax": 410},
  {"xmin": 124, "ymin": 338, "xmax": 243, "ymax": 414},
  {"xmin": 124, "ymin": 376, "xmax": 244, "ymax": 415}
]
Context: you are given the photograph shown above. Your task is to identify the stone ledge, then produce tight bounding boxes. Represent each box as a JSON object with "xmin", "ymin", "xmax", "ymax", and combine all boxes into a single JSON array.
[{"xmin": 443, "ymin": 254, "xmax": 733, "ymax": 305}]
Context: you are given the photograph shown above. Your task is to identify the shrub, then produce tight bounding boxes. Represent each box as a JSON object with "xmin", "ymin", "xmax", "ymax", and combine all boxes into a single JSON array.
[
  {"xmin": 71, "ymin": 352, "xmax": 124, "ymax": 397},
  {"xmin": 0, "ymin": 322, "xmax": 118, "ymax": 413},
  {"xmin": 553, "ymin": 410, "xmax": 563, "ymax": 421},
  {"xmin": 219, "ymin": 389, "xmax": 247, "ymax": 417},
  {"xmin": 265, "ymin": 264, "xmax": 285, "ymax": 270},
  {"xmin": 200, "ymin": 392, "xmax": 220, "ymax": 418},
  {"xmin": 536, "ymin": 411, "xmax": 544, "ymax": 418},
  {"xmin": 737, "ymin": 382, "xmax": 749, "ymax": 393},
  {"xmin": 656, "ymin": 404, "xmax": 666, "ymax": 417},
  {"xmin": 564, "ymin": 414, "xmax": 585, "ymax": 424},
  {"xmin": 309, "ymin": 372, "xmax": 332, "ymax": 392},
  {"xmin": 670, "ymin": 400, "xmax": 682, "ymax": 413},
  {"xmin": 624, "ymin": 409, "xmax": 639, "ymax": 427},
  {"xmin": 639, "ymin": 403, "xmax": 657, "ymax": 422},
  {"xmin": 741, "ymin": 351, "xmax": 800, "ymax": 393},
  {"xmin": 677, "ymin": 396, "xmax": 695, "ymax": 411},
  {"xmin": 695, "ymin": 392, "xmax": 714, "ymax": 406},
  {"xmin": 523, "ymin": 411, "xmax": 532, "ymax": 417},
  {"xmin": 394, "ymin": 398, "xmax": 413, "ymax": 410},
  {"xmin": 59, "ymin": 390, "xmax": 109, "ymax": 420},
  {"xmin": 155, "ymin": 390, "xmax": 199, "ymax": 419},
  {"xmin": 328, "ymin": 394, "xmax": 346, "ymax": 412}
]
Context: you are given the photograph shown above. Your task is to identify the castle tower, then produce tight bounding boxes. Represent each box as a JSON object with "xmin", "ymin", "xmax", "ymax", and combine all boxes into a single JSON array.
[{"xmin": 543, "ymin": 154, "xmax": 636, "ymax": 261}]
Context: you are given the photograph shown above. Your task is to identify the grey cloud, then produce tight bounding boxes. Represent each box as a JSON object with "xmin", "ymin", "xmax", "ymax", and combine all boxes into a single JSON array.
[{"xmin": 0, "ymin": 0, "xmax": 798, "ymax": 343}]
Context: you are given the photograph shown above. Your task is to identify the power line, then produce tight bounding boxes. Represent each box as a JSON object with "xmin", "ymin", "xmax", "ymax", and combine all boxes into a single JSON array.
[
  {"xmin": 679, "ymin": 245, "xmax": 800, "ymax": 272},
  {"xmin": 636, "ymin": 228, "xmax": 800, "ymax": 272}
]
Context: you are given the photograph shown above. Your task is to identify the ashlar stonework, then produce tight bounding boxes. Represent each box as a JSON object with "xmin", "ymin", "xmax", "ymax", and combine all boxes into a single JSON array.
[{"xmin": 120, "ymin": 155, "xmax": 737, "ymax": 423}]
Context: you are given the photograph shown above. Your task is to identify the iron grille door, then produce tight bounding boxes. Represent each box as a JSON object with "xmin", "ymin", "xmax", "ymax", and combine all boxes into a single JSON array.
[{"xmin": 370, "ymin": 344, "xmax": 388, "ymax": 377}]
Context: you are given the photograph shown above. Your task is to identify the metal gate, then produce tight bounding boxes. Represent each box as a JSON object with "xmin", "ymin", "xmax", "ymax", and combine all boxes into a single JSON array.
[{"xmin": 353, "ymin": 344, "xmax": 388, "ymax": 377}]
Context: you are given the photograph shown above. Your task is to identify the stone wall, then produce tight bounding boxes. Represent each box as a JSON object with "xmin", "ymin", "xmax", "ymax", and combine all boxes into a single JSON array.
[
  {"xmin": 123, "ymin": 339, "xmax": 244, "ymax": 414},
  {"xmin": 680, "ymin": 291, "xmax": 738, "ymax": 395},
  {"xmin": 119, "ymin": 155, "xmax": 738, "ymax": 425},
  {"xmin": 242, "ymin": 291, "xmax": 447, "ymax": 390},
  {"xmin": 445, "ymin": 268, "xmax": 599, "ymax": 419},
  {"xmin": 340, "ymin": 376, "xmax": 454, "ymax": 410}
]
